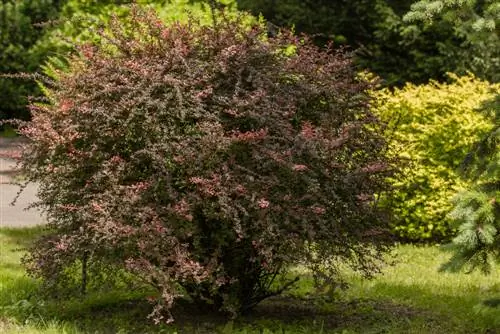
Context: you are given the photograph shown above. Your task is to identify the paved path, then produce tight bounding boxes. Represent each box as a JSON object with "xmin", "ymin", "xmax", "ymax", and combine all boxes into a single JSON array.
[{"xmin": 0, "ymin": 137, "xmax": 45, "ymax": 227}]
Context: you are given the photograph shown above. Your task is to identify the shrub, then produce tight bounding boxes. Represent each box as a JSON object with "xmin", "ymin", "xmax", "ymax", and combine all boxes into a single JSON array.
[
  {"xmin": 372, "ymin": 75, "xmax": 499, "ymax": 241},
  {"xmin": 17, "ymin": 7, "xmax": 394, "ymax": 323}
]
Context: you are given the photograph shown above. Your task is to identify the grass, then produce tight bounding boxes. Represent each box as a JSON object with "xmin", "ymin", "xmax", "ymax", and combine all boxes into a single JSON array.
[
  {"xmin": 0, "ymin": 126, "xmax": 18, "ymax": 138},
  {"xmin": 1, "ymin": 227, "xmax": 500, "ymax": 333}
]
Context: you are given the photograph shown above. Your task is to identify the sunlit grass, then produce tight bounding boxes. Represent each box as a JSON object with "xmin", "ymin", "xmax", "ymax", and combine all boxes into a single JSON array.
[
  {"xmin": 345, "ymin": 245, "xmax": 500, "ymax": 332},
  {"xmin": 1, "ymin": 227, "xmax": 499, "ymax": 333}
]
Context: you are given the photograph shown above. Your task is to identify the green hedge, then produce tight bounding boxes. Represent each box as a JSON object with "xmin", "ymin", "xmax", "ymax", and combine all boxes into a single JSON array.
[{"xmin": 373, "ymin": 74, "xmax": 499, "ymax": 241}]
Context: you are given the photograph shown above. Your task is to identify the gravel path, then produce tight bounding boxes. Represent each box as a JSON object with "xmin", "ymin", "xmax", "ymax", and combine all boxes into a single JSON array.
[{"xmin": 0, "ymin": 137, "xmax": 45, "ymax": 227}]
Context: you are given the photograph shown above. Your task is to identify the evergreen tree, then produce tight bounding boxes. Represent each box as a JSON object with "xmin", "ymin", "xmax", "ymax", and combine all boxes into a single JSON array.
[
  {"xmin": 404, "ymin": 0, "xmax": 500, "ymax": 82},
  {"xmin": 441, "ymin": 95, "xmax": 500, "ymax": 273}
]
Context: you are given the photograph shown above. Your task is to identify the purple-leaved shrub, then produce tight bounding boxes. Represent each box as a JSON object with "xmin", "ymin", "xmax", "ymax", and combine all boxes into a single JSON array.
[{"xmin": 17, "ymin": 6, "xmax": 395, "ymax": 323}]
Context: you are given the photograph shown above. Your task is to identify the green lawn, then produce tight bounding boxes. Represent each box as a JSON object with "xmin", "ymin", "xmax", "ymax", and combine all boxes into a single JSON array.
[
  {"xmin": 1, "ymin": 227, "xmax": 499, "ymax": 333},
  {"xmin": 0, "ymin": 125, "xmax": 18, "ymax": 138}
]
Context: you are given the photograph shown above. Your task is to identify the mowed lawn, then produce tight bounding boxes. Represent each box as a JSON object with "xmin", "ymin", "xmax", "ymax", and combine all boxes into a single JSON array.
[{"xmin": 1, "ymin": 227, "xmax": 499, "ymax": 333}]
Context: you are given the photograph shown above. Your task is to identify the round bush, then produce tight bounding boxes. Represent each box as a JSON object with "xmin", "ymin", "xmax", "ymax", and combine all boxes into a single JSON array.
[
  {"xmin": 372, "ymin": 74, "xmax": 499, "ymax": 241},
  {"xmin": 19, "ymin": 7, "xmax": 395, "ymax": 323}
]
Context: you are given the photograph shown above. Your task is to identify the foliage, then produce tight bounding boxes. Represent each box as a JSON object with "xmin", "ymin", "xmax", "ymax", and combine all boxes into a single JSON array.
[
  {"xmin": 0, "ymin": 0, "xmax": 244, "ymax": 124},
  {"xmin": 31, "ymin": 0, "xmax": 246, "ymax": 59},
  {"xmin": 360, "ymin": 4, "xmax": 474, "ymax": 86},
  {"xmin": 237, "ymin": 0, "xmax": 499, "ymax": 86},
  {"xmin": 403, "ymin": 0, "xmax": 500, "ymax": 272},
  {"xmin": 0, "ymin": 0, "xmax": 64, "ymax": 121},
  {"xmin": 404, "ymin": 0, "xmax": 500, "ymax": 34},
  {"xmin": 236, "ymin": 0, "xmax": 403, "ymax": 46},
  {"xmin": 441, "ymin": 95, "xmax": 500, "ymax": 273},
  {"xmin": 16, "ymin": 7, "xmax": 395, "ymax": 323},
  {"xmin": 235, "ymin": 0, "xmax": 420, "ymax": 85},
  {"xmin": 404, "ymin": 0, "xmax": 500, "ymax": 83},
  {"xmin": 372, "ymin": 75, "xmax": 499, "ymax": 241}
]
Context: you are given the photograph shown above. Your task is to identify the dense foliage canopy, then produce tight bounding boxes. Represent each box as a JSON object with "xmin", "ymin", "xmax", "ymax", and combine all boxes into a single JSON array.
[
  {"xmin": 18, "ymin": 8, "xmax": 395, "ymax": 322},
  {"xmin": 0, "ymin": 0, "xmax": 243, "ymax": 122},
  {"xmin": 1, "ymin": 0, "xmax": 498, "ymax": 314},
  {"xmin": 404, "ymin": 0, "xmax": 500, "ymax": 83},
  {"xmin": 238, "ymin": 0, "xmax": 499, "ymax": 85},
  {"xmin": 0, "ymin": 0, "xmax": 64, "ymax": 121},
  {"xmin": 2, "ymin": 0, "xmax": 498, "ymax": 121},
  {"xmin": 372, "ymin": 75, "xmax": 499, "ymax": 241}
]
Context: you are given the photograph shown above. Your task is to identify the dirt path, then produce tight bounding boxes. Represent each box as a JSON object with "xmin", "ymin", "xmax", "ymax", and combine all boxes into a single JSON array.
[{"xmin": 0, "ymin": 137, "xmax": 45, "ymax": 227}]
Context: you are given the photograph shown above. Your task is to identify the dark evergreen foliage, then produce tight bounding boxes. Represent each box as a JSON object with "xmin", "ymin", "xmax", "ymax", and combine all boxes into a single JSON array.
[
  {"xmin": 441, "ymin": 95, "xmax": 499, "ymax": 273},
  {"xmin": 236, "ymin": 0, "xmax": 499, "ymax": 86}
]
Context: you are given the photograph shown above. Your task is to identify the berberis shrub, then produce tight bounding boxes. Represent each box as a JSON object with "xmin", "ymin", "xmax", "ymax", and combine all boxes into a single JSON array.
[{"xmin": 17, "ymin": 6, "xmax": 394, "ymax": 323}]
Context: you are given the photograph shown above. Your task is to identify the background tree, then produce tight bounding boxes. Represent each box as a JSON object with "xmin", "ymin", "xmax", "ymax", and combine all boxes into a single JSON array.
[
  {"xmin": 0, "ymin": 0, "xmax": 242, "ymax": 123},
  {"xmin": 404, "ymin": 0, "xmax": 500, "ymax": 83},
  {"xmin": 30, "ymin": 0, "xmax": 243, "ymax": 59},
  {"xmin": 402, "ymin": 0, "xmax": 500, "ymax": 273},
  {"xmin": 236, "ymin": 0, "xmax": 499, "ymax": 86},
  {"xmin": 0, "ymin": 0, "xmax": 64, "ymax": 122},
  {"xmin": 4, "ymin": 0, "xmax": 497, "ymax": 124},
  {"xmin": 440, "ymin": 93, "xmax": 499, "ymax": 272}
]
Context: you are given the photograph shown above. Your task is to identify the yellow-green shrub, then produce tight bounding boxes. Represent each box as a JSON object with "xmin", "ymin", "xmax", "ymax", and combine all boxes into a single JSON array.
[{"xmin": 372, "ymin": 74, "xmax": 499, "ymax": 241}]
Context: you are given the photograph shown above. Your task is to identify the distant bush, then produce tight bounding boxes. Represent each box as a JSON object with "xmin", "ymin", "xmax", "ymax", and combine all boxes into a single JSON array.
[
  {"xmin": 373, "ymin": 75, "xmax": 499, "ymax": 241},
  {"xmin": 236, "ymin": 0, "xmax": 499, "ymax": 87},
  {"xmin": 0, "ymin": 0, "xmax": 64, "ymax": 121},
  {"xmin": 18, "ymin": 7, "xmax": 395, "ymax": 323}
]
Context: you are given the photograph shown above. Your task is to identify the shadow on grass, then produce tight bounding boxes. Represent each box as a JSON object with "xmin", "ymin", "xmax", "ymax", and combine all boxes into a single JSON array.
[
  {"xmin": 5, "ymin": 279, "xmax": 495, "ymax": 333},
  {"xmin": 0, "ymin": 286, "xmax": 440, "ymax": 334},
  {"xmin": 239, "ymin": 295, "xmax": 430, "ymax": 333}
]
